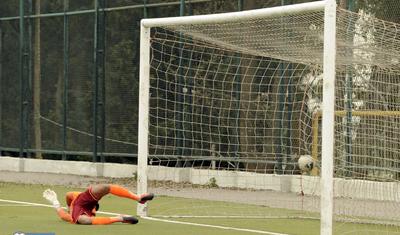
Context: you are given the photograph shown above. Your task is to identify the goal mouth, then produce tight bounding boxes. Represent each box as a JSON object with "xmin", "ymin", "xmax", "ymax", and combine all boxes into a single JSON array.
[{"xmin": 139, "ymin": 1, "xmax": 400, "ymax": 233}]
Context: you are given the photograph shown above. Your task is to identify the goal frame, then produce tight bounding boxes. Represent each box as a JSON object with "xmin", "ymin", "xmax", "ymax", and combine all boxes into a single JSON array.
[{"xmin": 137, "ymin": 1, "xmax": 337, "ymax": 234}]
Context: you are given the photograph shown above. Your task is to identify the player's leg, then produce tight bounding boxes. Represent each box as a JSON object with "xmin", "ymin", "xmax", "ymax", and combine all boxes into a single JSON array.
[
  {"xmin": 90, "ymin": 184, "xmax": 154, "ymax": 203},
  {"xmin": 89, "ymin": 184, "xmax": 110, "ymax": 200},
  {"xmin": 77, "ymin": 214, "xmax": 138, "ymax": 225},
  {"xmin": 65, "ymin": 191, "xmax": 81, "ymax": 207}
]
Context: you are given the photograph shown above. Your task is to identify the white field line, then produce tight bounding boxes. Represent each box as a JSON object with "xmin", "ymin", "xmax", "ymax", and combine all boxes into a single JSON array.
[
  {"xmin": 0, "ymin": 204, "xmax": 42, "ymax": 207},
  {"xmin": 142, "ymin": 216, "xmax": 290, "ymax": 235},
  {"xmin": 0, "ymin": 198, "xmax": 289, "ymax": 235},
  {"xmin": 0, "ymin": 198, "xmax": 119, "ymax": 216},
  {"xmin": 0, "ymin": 199, "xmax": 55, "ymax": 208}
]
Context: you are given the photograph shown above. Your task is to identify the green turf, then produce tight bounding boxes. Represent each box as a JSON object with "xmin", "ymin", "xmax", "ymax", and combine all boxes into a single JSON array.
[{"xmin": 0, "ymin": 182, "xmax": 399, "ymax": 235}]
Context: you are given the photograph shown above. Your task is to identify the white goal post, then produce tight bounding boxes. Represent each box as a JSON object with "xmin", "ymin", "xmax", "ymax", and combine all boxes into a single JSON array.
[
  {"xmin": 138, "ymin": 0, "xmax": 400, "ymax": 234},
  {"xmin": 321, "ymin": 1, "xmax": 336, "ymax": 234}
]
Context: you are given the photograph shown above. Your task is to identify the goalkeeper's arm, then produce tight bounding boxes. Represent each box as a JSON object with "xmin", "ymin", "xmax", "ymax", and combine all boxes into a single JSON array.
[{"xmin": 43, "ymin": 189, "xmax": 73, "ymax": 223}]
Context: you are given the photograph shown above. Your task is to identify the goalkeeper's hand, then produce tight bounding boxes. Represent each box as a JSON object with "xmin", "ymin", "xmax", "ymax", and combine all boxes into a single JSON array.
[{"xmin": 43, "ymin": 189, "xmax": 61, "ymax": 209}]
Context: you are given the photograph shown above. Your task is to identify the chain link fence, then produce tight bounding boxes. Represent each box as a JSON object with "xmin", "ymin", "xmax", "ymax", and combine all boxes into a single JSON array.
[
  {"xmin": 0, "ymin": 0, "xmax": 398, "ymax": 164},
  {"xmin": 0, "ymin": 0, "xmax": 247, "ymax": 163}
]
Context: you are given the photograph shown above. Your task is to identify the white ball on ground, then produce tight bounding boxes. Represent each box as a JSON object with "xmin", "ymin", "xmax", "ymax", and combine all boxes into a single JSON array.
[{"xmin": 298, "ymin": 155, "xmax": 314, "ymax": 173}]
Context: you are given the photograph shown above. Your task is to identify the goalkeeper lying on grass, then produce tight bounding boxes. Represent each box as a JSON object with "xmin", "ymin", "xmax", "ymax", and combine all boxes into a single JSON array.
[{"xmin": 43, "ymin": 184, "xmax": 154, "ymax": 225}]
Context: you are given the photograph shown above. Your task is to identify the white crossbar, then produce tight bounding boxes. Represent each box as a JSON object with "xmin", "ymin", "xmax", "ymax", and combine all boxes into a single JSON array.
[{"xmin": 141, "ymin": 1, "xmax": 325, "ymax": 27}]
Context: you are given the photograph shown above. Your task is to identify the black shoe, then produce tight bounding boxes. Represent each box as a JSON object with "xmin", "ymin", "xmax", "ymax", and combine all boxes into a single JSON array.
[
  {"xmin": 139, "ymin": 193, "xmax": 154, "ymax": 204},
  {"xmin": 122, "ymin": 216, "xmax": 139, "ymax": 224}
]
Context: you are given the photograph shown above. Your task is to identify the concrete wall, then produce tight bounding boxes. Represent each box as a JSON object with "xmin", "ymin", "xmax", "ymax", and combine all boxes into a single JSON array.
[
  {"xmin": 1, "ymin": 156, "xmax": 399, "ymax": 202},
  {"xmin": 0, "ymin": 156, "xmax": 136, "ymax": 178},
  {"xmin": 147, "ymin": 165, "xmax": 319, "ymax": 194}
]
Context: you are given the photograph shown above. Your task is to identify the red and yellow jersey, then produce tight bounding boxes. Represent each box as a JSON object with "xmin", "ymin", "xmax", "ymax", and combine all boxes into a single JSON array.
[
  {"xmin": 66, "ymin": 191, "xmax": 81, "ymax": 208},
  {"xmin": 69, "ymin": 187, "xmax": 99, "ymax": 223}
]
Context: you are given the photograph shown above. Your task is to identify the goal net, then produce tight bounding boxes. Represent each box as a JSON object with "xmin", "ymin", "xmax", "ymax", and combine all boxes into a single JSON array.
[{"xmin": 138, "ymin": 1, "xmax": 400, "ymax": 234}]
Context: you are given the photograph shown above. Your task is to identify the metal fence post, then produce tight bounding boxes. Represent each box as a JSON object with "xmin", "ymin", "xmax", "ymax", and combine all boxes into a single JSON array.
[
  {"xmin": 175, "ymin": 0, "xmax": 186, "ymax": 167},
  {"xmin": 62, "ymin": 0, "xmax": 70, "ymax": 160},
  {"xmin": 344, "ymin": 0, "xmax": 355, "ymax": 177},
  {"xmin": 238, "ymin": 0, "xmax": 243, "ymax": 10},
  {"xmin": 143, "ymin": 0, "xmax": 148, "ymax": 18},
  {"xmin": 233, "ymin": 0, "xmax": 243, "ymax": 169},
  {"xmin": 93, "ymin": 0, "xmax": 106, "ymax": 162},
  {"xmin": 99, "ymin": 0, "xmax": 106, "ymax": 163},
  {"xmin": 27, "ymin": 0, "xmax": 33, "ymax": 158},
  {"xmin": 92, "ymin": 0, "xmax": 99, "ymax": 162},
  {"xmin": 19, "ymin": 0, "xmax": 26, "ymax": 158},
  {"xmin": 33, "ymin": 0, "xmax": 42, "ymax": 159},
  {"xmin": 0, "ymin": 26, "xmax": 2, "ymax": 154}
]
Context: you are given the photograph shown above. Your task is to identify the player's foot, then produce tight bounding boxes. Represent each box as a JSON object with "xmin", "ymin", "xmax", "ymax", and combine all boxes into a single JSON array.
[
  {"xmin": 122, "ymin": 216, "xmax": 139, "ymax": 224},
  {"xmin": 139, "ymin": 193, "xmax": 154, "ymax": 204}
]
